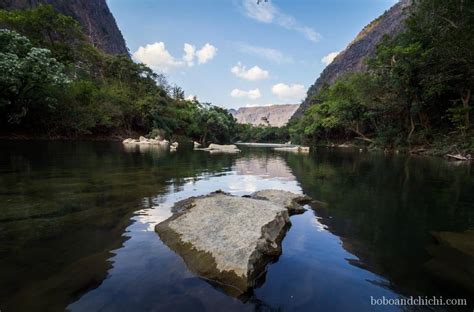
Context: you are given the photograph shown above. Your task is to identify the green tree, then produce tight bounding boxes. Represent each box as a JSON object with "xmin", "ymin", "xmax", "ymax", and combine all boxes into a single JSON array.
[
  {"xmin": 0, "ymin": 5, "xmax": 98, "ymax": 68},
  {"xmin": 408, "ymin": 0, "xmax": 474, "ymax": 134},
  {"xmin": 0, "ymin": 29, "xmax": 68, "ymax": 126},
  {"xmin": 369, "ymin": 40, "xmax": 428, "ymax": 143},
  {"xmin": 171, "ymin": 85, "xmax": 185, "ymax": 101},
  {"xmin": 195, "ymin": 104, "xmax": 237, "ymax": 144},
  {"xmin": 290, "ymin": 0, "xmax": 474, "ymax": 152},
  {"xmin": 290, "ymin": 73, "xmax": 377, "ymax": 144}
]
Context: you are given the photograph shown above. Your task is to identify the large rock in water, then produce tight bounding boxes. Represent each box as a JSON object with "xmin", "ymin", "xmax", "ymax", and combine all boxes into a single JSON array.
[{"xmin": 155, "ymin": 190, "xmax": 310, "ymax": 296}]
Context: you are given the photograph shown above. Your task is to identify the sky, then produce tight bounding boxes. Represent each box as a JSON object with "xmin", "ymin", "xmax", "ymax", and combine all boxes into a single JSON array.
[{"xmin": 107, "ymin": 0, "xmax": 397, "ymax": 109}]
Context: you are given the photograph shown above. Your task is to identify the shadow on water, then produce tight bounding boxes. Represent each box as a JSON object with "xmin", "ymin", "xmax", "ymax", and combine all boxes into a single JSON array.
[
  {"xmin": 0, "ymin": 142, "xmax": 472, "ymax": 311},
  {"xmin": 283, "ymin": 148, "xmax": 474, "ymax": 299}
]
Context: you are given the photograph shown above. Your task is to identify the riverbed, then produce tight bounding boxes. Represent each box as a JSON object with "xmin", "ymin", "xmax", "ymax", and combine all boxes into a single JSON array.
[{"xmin": 0, "ymin": 141, "xmax": 473, "ymax": 311}]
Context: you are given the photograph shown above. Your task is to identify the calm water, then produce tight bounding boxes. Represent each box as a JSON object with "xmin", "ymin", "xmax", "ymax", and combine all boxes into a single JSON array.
[{"xmin": 0, "ymin": 141, "xmax": 473, "ymax": 312}]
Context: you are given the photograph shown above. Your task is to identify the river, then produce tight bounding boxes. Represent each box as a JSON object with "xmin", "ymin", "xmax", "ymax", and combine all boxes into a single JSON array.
[{"xmin": 0, "ymin": 141, "xmax": 473, "ymax": 311}]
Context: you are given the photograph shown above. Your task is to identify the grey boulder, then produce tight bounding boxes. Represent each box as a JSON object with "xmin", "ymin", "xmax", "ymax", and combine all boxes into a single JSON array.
[{"xmin": 155, "ymin": 190, "xmax": 310, "ymax": 296}]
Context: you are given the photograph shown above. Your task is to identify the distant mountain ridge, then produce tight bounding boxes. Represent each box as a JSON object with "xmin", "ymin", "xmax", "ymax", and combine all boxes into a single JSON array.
[
  {"xmin": 292, "ymin": 0, "xmax": 411, "ymax": 119},
  {"xmin": 0, "ymin": 0, "xmax": 128, "ymax": 55},
  {"xmin": 230, "ymin": 104, "xmax": 300, "ymax": 127}
]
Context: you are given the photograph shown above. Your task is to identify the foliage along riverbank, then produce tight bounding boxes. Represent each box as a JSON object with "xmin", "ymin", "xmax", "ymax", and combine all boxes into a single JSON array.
[
  {"xmin": 286, "ymin": 0, "xmax": 474, "ymax": 158},
  {"xmin": 1, "ymin": 1, "xmax": 473, "ymax": 160},
  {"xmin": 0, "ymin": 6, "xmax": 242, "ymax": 144}
]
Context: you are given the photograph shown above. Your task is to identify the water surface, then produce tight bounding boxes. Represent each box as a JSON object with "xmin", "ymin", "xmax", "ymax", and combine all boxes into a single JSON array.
[{"xmin": 0, "ymin": 141, "xmax": 473, "ymax": 311}]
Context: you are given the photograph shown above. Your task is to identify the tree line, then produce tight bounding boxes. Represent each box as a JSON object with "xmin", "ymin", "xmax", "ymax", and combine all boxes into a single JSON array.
[
  {"xmin": 288, "ymin": 0, "xmax": 473, "ymax": 154},
  {"xmin": 2, "ymin": 1, "xmax": 472, "ymax": 153},
  {"xmin": 0, "ymin": 5, "xmax": 238, "ymax": 144}
]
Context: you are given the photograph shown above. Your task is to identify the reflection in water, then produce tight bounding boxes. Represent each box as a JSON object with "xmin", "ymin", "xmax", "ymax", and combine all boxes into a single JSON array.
[
  {"xmin": 0, "ymin": 142, "xmax": 472, "ymax": 311},
  {"xmin": 122, "ymin": 143, "xmax": 169, "ymax": 155},
  {"xmin": 0, "ymin": 141, "xmax": 237, "ymax": 311},
  {"xmin": 69, "ymin": 171, "xmax": 301, "ymax": 311},
  {"xmin": 284, "ymin": 149, "xmax": 474, "ymax": 301},
  {"xmin": 234, "ymin": 155, "xmax": 295, "ymax": 180}
]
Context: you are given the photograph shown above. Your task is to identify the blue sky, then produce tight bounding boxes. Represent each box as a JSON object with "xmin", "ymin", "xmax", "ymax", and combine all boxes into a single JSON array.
[{"xmin": 107, "ymin": 0, "xmax": 397, "ymax": 109}]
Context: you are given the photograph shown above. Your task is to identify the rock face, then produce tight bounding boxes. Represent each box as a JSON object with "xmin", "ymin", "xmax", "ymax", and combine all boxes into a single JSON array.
[
  {"xmin": 292, "ymin": 0, "xmax": 411, "ymax": 119},
  {"xmin": 155, "ymin": 190, "xmax": 310, "ymax": 296},
  {"xmin": 0, "ymin": 0, "xmax": 128, "ymax": 55},
  {"xmin": 231, "ymin": 104, "xmax": 300, "ymax": 127}
]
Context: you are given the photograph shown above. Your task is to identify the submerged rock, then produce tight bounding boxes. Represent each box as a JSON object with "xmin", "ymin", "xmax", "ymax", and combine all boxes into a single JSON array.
[
  {"xmin": 424, "ymin": 230, "xmax": 474, "ymax": 293},
  {"xmin": 155, "ymin": 190, "xmax": 310, "ymax": 296}
]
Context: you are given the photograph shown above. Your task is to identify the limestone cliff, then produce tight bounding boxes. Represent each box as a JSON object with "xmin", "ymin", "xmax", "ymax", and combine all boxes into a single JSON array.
[
  {"xmin": 0, "ymin": 0, "xmax": 128, "ymax": 55},
  {"xmin": 231, "ymin": 104, "xmax": 300, "ymax": 127},
  {"xmin": 293, "ymin": 0, "xmax": 411, "ymax": 119}
]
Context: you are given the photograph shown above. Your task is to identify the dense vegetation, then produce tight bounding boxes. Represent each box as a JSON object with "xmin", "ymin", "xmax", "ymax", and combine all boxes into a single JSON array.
[
  {"xmin": 2, "ymin": 1, "xmax": 473, "ymax": 155},
  {"xmin": 0, "ymin": 5, "xmax": 236, "ymax": 143},
  {"xmin": 289, "ymin": 0, "xmax": 474, "ymax": 154},
  {"xmin": 234, "ymin": 124, "xmax": 290, "ymax": 143}
]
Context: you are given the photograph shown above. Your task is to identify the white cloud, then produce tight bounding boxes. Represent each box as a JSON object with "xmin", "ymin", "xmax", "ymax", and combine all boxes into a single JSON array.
[
  {"xmin": 321, "ymin": 51, "xmax": 340, "ymax": 66},
  {"xmin": 271, "ymin": 83, "xmax": 305, "ymax": 101},
  {"xmin": 241, "ymin": 0, "xmax": 321, "ymax": 43},
  {"xmin": 231, "ymin": 62, "xmax": 269, "ymax": 81},
  {"xmin": 230, "ymin": 88, "xmax": 261, "ymax": 100},
  {"xmin": 297, "ymin": 26, "xmax": 322, "ymax": 43},
  {"xmin": 236, "ymin": 42, "xmax": 293, "ymax": 64},
  {"xmin": 132, "ymin": 42, "xmax": 216, "ymax": 73},
  {"xmin": 183, "ymin": 43, "xmax": 195, "ymax": 66},
  {"xmin": 196, "ymin": 43, "xmax": 217, "ymax": 64},
  {"xmin": 132, "ymin": 42, "xmax": 184, "ymax": 73}
]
